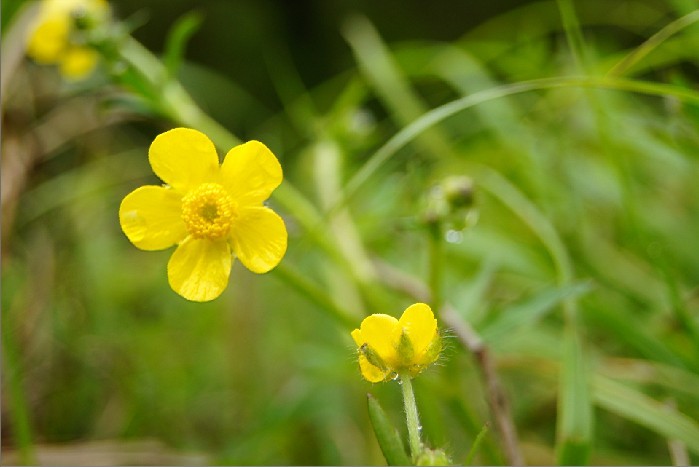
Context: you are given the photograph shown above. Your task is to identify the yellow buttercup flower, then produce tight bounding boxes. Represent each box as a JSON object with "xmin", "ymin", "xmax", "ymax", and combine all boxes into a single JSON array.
[
  {"xmin": 351, "ymin": 303, "xmax": 442, "ymax": 382},
  {"xmin": 26, "ymin": 0, "xmax": 109, "ymax": 80},
  {"xmin": 119, "ymin": 128, "xmax": 288, "ymax": 302}
]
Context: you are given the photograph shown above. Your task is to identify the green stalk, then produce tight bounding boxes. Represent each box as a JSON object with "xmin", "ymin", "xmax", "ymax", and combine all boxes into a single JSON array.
[
  {"xmin": 427, "ymin": 222, "xmax": 444, "ymax": 315},
  {"xmin": 399, "ymin": 372, "xmax": 423, "ymax": 460},
  {"xmin": 465, "ymin": 423, "xmax": 490, "ymax": 466},
  {"xmin": 273, "ymin": 263, "xmax": 357, "ymax": 329},
  {"xmin": 608, "ymin": 9, "xmax": 699, "ymax": 77},
  {"xmin": 1, "ymin": 317, "xmax": 36, "ymax": 465}
]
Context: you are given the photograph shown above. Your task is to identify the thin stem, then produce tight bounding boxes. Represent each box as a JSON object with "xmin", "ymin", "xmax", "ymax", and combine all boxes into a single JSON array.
[
  {"xmin": 608, "ymin": 9, "xmax": 699, "ymax": 77},
  {"xmin": 428, "ymin": 223, "xmax": 444, "ymax": 315},
  {"xmin": 465, "ymin": 423, "xmax": 490, "ymax": 466},
  {"xmin": 1, "ymin": 316, "xmax": 36, "ymax": 465},
  {"xmin": 399, "ymin": 371, "xmax": 423, "ymax": 459},
  {"xmin": 272, "ymin": 263, "xmax": 358, "ymax": 329}
]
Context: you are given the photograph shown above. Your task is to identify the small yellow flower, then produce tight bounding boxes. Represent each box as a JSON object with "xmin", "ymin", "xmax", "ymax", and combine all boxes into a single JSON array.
[
  {"xmin": 26, "ymin": 0, "xmax": 109, "ymax": 80},
  {"xmin": 119, "ymin": 128, "xmax": 288, "ymax": 302},
  {"xmin": 351, "ymin": 303, "xmax": 442, "ymax": 382}
]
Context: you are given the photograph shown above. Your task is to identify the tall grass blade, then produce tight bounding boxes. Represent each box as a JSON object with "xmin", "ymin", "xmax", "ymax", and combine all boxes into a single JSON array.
[
  {"xmin": 594, "ymin": 376, "xmax": 699, "ymax": 456},
  {"xmin": 556, "ymin": 327, "xmax": 592, "ymax": 465},
  {"xmin": 367, "ymin": 393, "xmax": 412, "ymax": 466},
  {"xmin": 481, "ymin": 282, "xmax": 593, "ymax": 342}
]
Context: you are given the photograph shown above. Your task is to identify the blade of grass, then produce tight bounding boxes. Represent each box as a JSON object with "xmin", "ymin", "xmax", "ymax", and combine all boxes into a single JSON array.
[
  {"xmin": 1, "ymin": 309, "xmax": 36, "ymax": 465},
  {"xmin": 367, "ymin": 393, "xmax": 412, "ymax": 466},
  {"xmin": 476, "ymin": 166, "xmax": 592, "ymax": 464},
  {"xmin": 480, "ymin": 282, "xmax": 593, "ymax": 342},
  {"xmin": 556, "ymin": 0, "xmax": 591, "ymax": 71},
  {"xmin": 584, "ymin": 299, "xmax": 691, "ymax": 370},
  {"xmin": 163, "ymin": 11, "xmax": 203, "ymax": 78},
  {"xmin": 608, "ymin": 9, "xmax": 699, "ymax": 76},
  {"xmin": 342, "ymin": 15, "xmax": 456, "ymax": 161},
  {"xmin": 593, "ymin": 376, "xmax": 699, "ymax": 456},
  {"xmin": 556, "ymin": 326, "xmax": 592, "ymax": 465},
  {"xmin": 465, "ymin": 423, "xmax": 491, "ymax": 466},
  {"xmin": 330, "ymin": 75, "xmax": 699, "ymax": 216}
]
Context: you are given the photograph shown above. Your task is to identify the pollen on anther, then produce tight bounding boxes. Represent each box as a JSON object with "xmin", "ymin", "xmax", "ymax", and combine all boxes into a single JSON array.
[{"xmin": 181, "ymin": 183, "xmax": 237, "ymax": 240}]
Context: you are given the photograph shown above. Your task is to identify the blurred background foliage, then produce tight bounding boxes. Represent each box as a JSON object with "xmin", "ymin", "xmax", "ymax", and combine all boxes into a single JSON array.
[{"xmin": 2, "ymin": 0, "xmax": 699, "ymax": 465}]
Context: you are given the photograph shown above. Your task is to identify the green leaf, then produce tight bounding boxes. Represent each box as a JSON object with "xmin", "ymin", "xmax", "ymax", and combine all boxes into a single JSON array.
[
  {"xmin": 163, "ymin": 11, "xmax": 204, "ymax": 78},
  {"xmin": 464, "ymin": 423, "xmax": 490, "ymax": 466},
  {"xmin": 585, "ymin": 301, "xmax": 691, "ymax": 370},
  {"xmin": 593, "ymin": 376, "xmax": 699, "ymax": 456},
  {"xmin": 342, "ymin": 15, "xmax": 455, "ymax": 162},
  {"xmin": 480, "ymin": 281, "xmax": 593, "ymax": 342},
  {"xmin": 556, "ymin": 326, "xmax": 592, "ymax": 465},
  {"xmin": 367, "ymin": 393, "xmax": 411, "ymax": 466}
]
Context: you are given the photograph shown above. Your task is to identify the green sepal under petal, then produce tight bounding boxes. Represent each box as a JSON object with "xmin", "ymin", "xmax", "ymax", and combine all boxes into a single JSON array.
[{"xmin": 396, "ymin": 329, "xmax": 415, "ymax": 368}]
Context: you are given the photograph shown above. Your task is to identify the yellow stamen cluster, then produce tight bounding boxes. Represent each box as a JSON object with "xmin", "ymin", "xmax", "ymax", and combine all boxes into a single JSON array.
[{"xmin": 181, "ymin": 183, "xmax": 236, "ymax": 240}]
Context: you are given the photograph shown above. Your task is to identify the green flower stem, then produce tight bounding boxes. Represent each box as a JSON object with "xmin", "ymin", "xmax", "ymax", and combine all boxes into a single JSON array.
[
  {"xmin": 399, "ymin": 371, "xmax": 423, "ymax": 459},
  {"xmin": 427, "ymin": 222, "xmax": 444, "ymax": 315},
  {"xmin": 273, "ymin": 263, "xmax": 357, "ymax": 329}
]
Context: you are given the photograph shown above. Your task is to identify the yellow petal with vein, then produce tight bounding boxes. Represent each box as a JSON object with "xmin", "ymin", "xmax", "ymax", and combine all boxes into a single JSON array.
[
  {"xmin": 119, "ymin": 185, "xmax": 186, "ymax": 250},
  {"xmin": 399, "ymin": 303, "xmax": 437, "ymax": 358},
  {"xmin": 149, "ymin": 128, "xmax": 219, "ymax": 193},
  {"xmin": 358, "ymin": 355, "xmax": 388, "ymax": 383},
  {"xmin": 230, "ymin": 207, "xmax": 287, "ymax": 273},
  {"xmin": 358, "ymin": 314, "xmax": 400, "ymax": 366},
  {"xmin": 167, "ymin": 237, "xmax": 232, "ymax": 302},
  {"xmin": 220, "ymin": 140, "xmax": 282, "ymax": 207}
]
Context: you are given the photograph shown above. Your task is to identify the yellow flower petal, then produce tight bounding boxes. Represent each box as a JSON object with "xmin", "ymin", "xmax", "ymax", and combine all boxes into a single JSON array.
[
  {"xmin": 60, "ymin": 47, "xmax": 98, "ymax": 79},
  {"xmin": 27, "ymin": 17, "xmax": 69, "ymax": 63},
  {"xmin": 167, "ymin": 237, "xmax": 232, "ymax": 302},
  {"xmin": 44, "ymin": 0, "xmax": 104, "ymax": 16},
  {"xmin": 357, "ymin": 314, "xmax": 401, "ymax": 366},
  {"xmin": 351, "ymin": 329, "xmax": 363, "ymax": 347},
  {"xmin": 149, "ymin": 128, "xmax": 220, "ymax": 193},
  {"xmin": 119, "ymin": 185, "xmax": 187, "ymax": 251},
  {"xmin": 230, "ymin": 206, "xmax": 287, "ymax": 273},
  {"xmin": 358, "ymin": 355, "xmax": 389, "ymax": 383},
  {"xmin": 220, "ymin": 140, "xmax": 282, "ymax": 207},
  {"xmin": 399, "ymin": 303, "xmax": 437, "ymax": 358}
]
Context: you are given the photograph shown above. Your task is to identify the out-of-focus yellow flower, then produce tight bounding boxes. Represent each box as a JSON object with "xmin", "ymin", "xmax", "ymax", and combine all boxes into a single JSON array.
[
  {"xmin": 119, "ymin": 128, "xmax": 288, "ymax": 302},
  {"xmin": 351, "ymin": 303, "xmax": 442, "ymax": 382},
  {"xmin": 26, "ymin": 0, "xmax": 109, "ymax": 79}
]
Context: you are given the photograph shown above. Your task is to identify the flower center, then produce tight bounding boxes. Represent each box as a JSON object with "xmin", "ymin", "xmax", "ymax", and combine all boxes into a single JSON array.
[{"xmin": 181, "ymin": 183, "xmax": 237, "ymax": 240}]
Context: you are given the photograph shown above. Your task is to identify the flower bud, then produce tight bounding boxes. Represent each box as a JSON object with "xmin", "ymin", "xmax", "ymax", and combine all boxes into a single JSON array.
[
  {"xmin": 421, "ymin": 175, "xmax": 477, "ymax": 231},
  {"xmin": 415, "ymin": 446, "xmax": 451, "ymax": 466},
  {"xmin": 442, "ymin": 175, "xmax": 474, "ymax": 210}
]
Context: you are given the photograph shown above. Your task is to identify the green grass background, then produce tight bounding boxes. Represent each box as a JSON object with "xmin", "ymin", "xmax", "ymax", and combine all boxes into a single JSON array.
[{"xmin": 2, "ymin": 0, "xmax": 699, "ymax": 464}]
